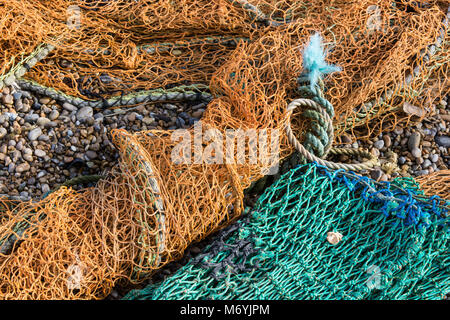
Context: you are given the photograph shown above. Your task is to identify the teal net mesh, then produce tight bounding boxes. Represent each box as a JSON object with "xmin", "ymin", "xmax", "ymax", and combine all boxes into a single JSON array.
[{"xmin": 123, "ymin": 163, "xmax": 449, "ymax": 300}]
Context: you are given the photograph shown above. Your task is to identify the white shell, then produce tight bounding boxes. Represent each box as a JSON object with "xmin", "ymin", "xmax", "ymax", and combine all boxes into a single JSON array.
[{"xmin": 327, "ymin": 231, "xmax": 343, "ymax": 245}]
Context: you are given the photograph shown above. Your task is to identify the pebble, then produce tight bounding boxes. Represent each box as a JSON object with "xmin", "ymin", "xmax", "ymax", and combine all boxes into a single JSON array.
[
  {"xmin": 15, "ymin": 162, "xmax": 30, "ymax": 173},
  {"xmin": 34, "ymin": 149, "xmax": 46, "ymax": 158},
  {"xmin": 435, "ymin": 135, "xmax": 450, "ymax": 148},
  {"xmin": 41, "ymin": 184, "xmax": 50, "ymax": 194},
  {"xmin": 373, "ymin": 140, "xmax": 384, "ymax": 149},
  {"xmin": 411, "ymin": 147, "xmax": 422, "ymax": 158},
  {"xmin": 28, "ymin": 127, "xmax": 42, "ymax": 141},
  {"xmin": 370, "ymin": 168, "xmax": 383, "ymax": 181},
  {"xmin": 382, "ymin": 135, "xmax": 391, "ymax": 148},
  {"xmin": 85, "ymin": 150, "xmax": 98, "ymax": 160},
  {"xmin": 408, "ymin": 132, "xmax": 421, "ymax": 151},
  {"xmin": 76, "ymin": 107, "xmax": 94, "ymax": 122},
  {"xmin": 49, "ymin": 110, "xmax": 60, "ymax": 120},
  {"xmin": 2, "ymin": 94, "xmax": 13, "ymax": 105},
  {"xmin": 430, "ymin": 154, "xmax": 439, "ymax": 163},
  {"xmin": 63, "ymin": 102, "xmax": 77, "ymax": 112},
  {"xmin": 422, "ymin": 158, "xmax": 431, "ymax": 168},
  {"xmin": 0, "ymin": 127, "xmax": 6, "ymax": 139},
  {"xmin": 36, "ymin": 117, "xmax": 53, "ymax": 128}
]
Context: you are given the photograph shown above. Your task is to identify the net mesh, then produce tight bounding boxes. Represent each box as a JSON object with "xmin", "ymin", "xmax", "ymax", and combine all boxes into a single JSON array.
[
  {"xmin": 0, "ymin": 0, "xmax": 449, "ymax": 299},
  {"xmin": 417, "ymin": 170, "xmax": 450, "ymax": 200},
  {"xmin": 124, "ymin": 163, "xmax": 449, "ymax": 300}
]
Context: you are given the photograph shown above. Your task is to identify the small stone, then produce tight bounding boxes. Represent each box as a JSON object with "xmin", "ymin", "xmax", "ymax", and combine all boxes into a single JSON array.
[
  {"xmin": 382, "ymin": 135, "xmax": 391, "ymax": 148},
  {"xmin": 430, "ymin": 154, "xmax": 439, "ymax": 163},
  {"xmin": 370, "ymin": 148, "xmax": 380, "ymax": 157},
  {"xmin": 373, "ymin": 139, "xmax": 384, "ymax": 149},
  {"xmin": 393, "ymin": 127, "xmax": 404, "ymax": 135},
  {"xmin": 76, "ymin": 107, "xmax": 93, "ymax": 122},
  {"xmin": 2, "ymin": 94, "xmax": 13, "ymax": 105},
  {"xmin": 15, "ymin": 162, "xmax": 30, "ymax": 173},
  {"xmin": 38, "ymin": 134, "xmax": 50, "ymax": 142},
  {"xmin": 435, "ymin": 135, "xmax": 450, "ymax": 148},
  {"xmin": 63, "ymin": 102, "xmax": 77, "ymax": 112},
  {"xmin": 408, "ymin": 132, "xmax": 421, "ymax": 151},
  {"xmin": 0, "ymin": 127, "xmax": 6, "ymax": 139},
  {"xmin": 411, "ymin": 147, "xmax": 422, "ymax": 158},
  {"xmin": 34, "ymin": 149, "xmax": 46, "ymax": 157},
  {"xmin": 24, "ymin": 114, "xmax": 39, "ymax": 123},
  {"xmin": 127, "ymin": 112, "xmax": 136, "ymax": 122},
  {"xmin": 48, "ymin": 110, "xmax": 60, "ymax": 120},
  {"xmin": 142, "ymin": 117, "xmax": 154, "ymax": 125},
  {"xmin": 85, "ymin": 150, "xmax": 97, "ymax": 160},
  {"xmin": 36, "ymin": 117, "xmax": 52, "ymax": 128},
  {"xmin": 23, "ymin": 153, "xmax": 33, "ymax": 162},
  {"xmin": 192, "ymin": 110, "xmax": 204, "ymax": 119},
  {"xmin": 41, "ymin": 183, "xmax": 50, "ymax": 194},
  {"xmin": 64, "ymin": 156, "xmax": 74, "ymax": 163},
  {"xmin": 39, "ymin": 97, "xmax": 51, "ymax": 104},
  {"xmin": 422, "ymin": 159, "xmax": 432, "ymax": 169},
  {"xmin": 370, "ymin": 168, "xmax": 383, "ymax": 181},
  {"xmin": 28, "ymin": 127, "xmax": 42, "ymax": 141}
]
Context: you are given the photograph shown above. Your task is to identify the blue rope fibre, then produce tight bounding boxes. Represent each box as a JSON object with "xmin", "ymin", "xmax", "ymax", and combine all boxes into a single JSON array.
[
  {"xmin": 315, "ymin": 163, "xmax": 449, "ymax": 228},
  {"xmin": 301, "ymin": 33, "xmax": 341, "ymax": 89}
]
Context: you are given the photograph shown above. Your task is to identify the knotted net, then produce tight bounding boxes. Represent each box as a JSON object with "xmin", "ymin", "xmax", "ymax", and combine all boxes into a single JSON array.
[{"xmin": 124, "ymin": 163, "xmax": 449, "ymax": 300}]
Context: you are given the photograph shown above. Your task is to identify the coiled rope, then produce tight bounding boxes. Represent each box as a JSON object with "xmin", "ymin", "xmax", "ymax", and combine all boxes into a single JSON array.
[{"xmin": 284, "ymin": 34, "xmax": 379, "ymax": 171}]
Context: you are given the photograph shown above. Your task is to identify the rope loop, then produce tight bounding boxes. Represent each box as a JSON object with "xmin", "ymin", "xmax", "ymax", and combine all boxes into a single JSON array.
[{"xmin": 285, "ymin": 96, "xmax": 379, "ymax": 171}]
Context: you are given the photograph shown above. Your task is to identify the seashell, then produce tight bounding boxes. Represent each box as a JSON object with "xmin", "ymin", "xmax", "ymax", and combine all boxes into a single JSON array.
[{"xmin": 327, "ymin": 231, "xmax": 343, "ymax": 245}]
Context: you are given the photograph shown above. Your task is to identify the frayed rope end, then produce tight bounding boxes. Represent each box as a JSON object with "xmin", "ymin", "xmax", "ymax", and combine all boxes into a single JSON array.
[{"xmin": 302, "ymin": 32, "xmax": 341, "ymax": 88}]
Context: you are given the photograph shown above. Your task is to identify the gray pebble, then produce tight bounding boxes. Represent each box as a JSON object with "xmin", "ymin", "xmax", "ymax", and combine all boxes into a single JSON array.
[
  {"xmin": 76, "ymin": 107, "xmax": 94, "ymax": 122},
  {"xmin": 63, "ymin": 102, "xmax": 78, "ymax": 112},
  {"xmin": 41, "ymin": 183, "xmax": 50, "ymax": 194},
  {"xmin": 408, "ymin": 132, "xmax": 421, "ymax": 151},
  {"xmin": 28, "ymin": 127, "xmax": 42, "ymax": 141},
  {"xmin": 34, "ymin": 149, "xmax": 46, "ymax": 158},
  {"xmin": 422, "ymin": 159, "xmax": 432, "ymax": 169},
  {"xmin": 24, "ymin": 114, "xmax": 39, "ymax": 123},
  {"xmin": 85, "ymin": 150, "xmax": 98, "ymax": 160},
  {"xmin": 48, "ymin": 110, "xmax": 60, "ymax": 120},
  {"xmin": 411, "ymin": 147, "xmax": 422, "ymax": 158},
  {"xmin": 373, "ymin": 140, "xmax": 384, "ymax": 149},
  {"xmin": 430, "ymin": 154, "xmax": 439, "ymax": 163},
  {"xmin": 435, "ymin": 135, "xmax": 450, "ymax": 148},
  {"xmin": 370, "ymin": 169, "xmax": 383, "ymax": 180}
]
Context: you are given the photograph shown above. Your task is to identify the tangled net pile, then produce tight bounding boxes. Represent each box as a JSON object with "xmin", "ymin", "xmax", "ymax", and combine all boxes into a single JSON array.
[
  {"xmin": 0, "ymin": 0, "xmax": 449, "ymax": 299},
  {"xmin": 124, "ymin": 163, "xmax": 449, "ymax": 300}
]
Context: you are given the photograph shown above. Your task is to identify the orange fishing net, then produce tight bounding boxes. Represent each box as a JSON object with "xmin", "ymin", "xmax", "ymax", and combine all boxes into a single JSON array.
[
  {"xmin": 0, "ymin": 0, "xmax": 449, "ymax": 299},
  {"xmin": 417, "ymin": 170, "xmax": 450, "ymax": 200}
]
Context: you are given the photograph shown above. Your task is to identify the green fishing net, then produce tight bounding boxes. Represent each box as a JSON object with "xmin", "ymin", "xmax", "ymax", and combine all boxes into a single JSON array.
[{"xmin": 124, "ymin": 163, "xmax": 449, "ymax": 300}]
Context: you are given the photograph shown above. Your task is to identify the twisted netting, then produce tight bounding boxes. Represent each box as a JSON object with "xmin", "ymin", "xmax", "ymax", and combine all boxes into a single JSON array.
[
  {"xmin": 124, "ymin": 163, "xmax": 449, "ymax": 300},
  {"xmin": 0, "ymin": 128, "xmax": 245, "ymax": 299},
  {"xmin": 0, "ymin": 1, "xmax": 448, "ymax": 139},
  {"xmin": 417, "ymin": 170, "xmax": 450, "ymax": 200}
]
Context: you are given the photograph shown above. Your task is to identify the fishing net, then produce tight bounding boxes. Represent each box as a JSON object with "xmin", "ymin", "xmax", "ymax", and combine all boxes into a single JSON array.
[
  {"xmin": 124, "ymin": 162, "xmax": 449, "ymax": 300},
  {"xmin": 0, "ymin": 0, "xmax": 449, "ymax": 300},
  {"xmin": 417, "ymin": 170, "xmax": 450, "ymax": 200},
  {"xmin": 0, "ymin": 0, "xmax": 448, "ymax": 139}
]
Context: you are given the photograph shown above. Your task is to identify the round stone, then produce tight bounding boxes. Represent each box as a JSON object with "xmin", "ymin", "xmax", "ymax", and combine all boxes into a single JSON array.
[
  {"xmin": 28, "ymin": 127, "xmax": 42, "ymax": 141},
  {"xmin": 411, "ymin": 147, "xmax": 422, "ymax": 158}
]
